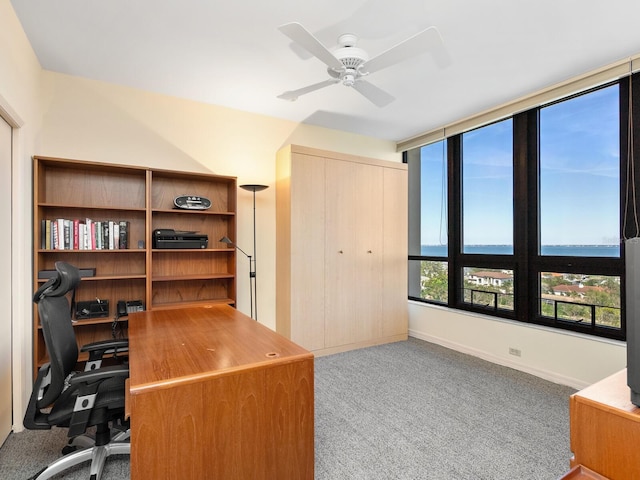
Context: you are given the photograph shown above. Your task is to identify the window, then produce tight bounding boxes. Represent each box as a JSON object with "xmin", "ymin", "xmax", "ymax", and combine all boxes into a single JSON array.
[
  {"xmin": 420, "ymin": 140, "xmax": 448, "ymax": 255},
  {"xmin": 462, "ymin": 119, "xmax": 513, "ymax": 254},
  {"xmin": 464, "ymin": 267, "xmax": 514, "ymax": 311},
  {"xmin": 539, "ymin": 85, "xmax": 620, "ymax": 257},
  {"xmin": 540, "ymin": 272, "xmax": 621, "ymax": 329},
  {"xmin": 408, "ymin": 140, "xmax": 448, "ymax": 304},
  {"xmin": 408, "ymin": 80, "xmax": 630, "ymax": 340}
]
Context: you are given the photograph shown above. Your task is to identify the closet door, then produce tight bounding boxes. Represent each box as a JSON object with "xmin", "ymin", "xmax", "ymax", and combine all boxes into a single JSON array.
[
  {"xmin": 289, "ymin": 153, "xmax": 326, "ymax": 350},
  {"xmin": 324, "ymin": 159, "xmax": 383, "ymax": 347},
  {"xmin": 381, "ymin": 166, "xmax": 408, "ymax": 337}
]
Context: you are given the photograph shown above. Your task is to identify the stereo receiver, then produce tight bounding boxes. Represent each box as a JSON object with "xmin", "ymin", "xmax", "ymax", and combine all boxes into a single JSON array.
[{"xmin": 174, "ymin": 195, "xmax": 211, "ymax": 210}]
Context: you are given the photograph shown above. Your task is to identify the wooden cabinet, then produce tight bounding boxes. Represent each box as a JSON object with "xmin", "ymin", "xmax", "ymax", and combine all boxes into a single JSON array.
[
  {"xmin": 33, "ymin": 156, "xmax": 236, "ymax": 372},
  {"xmin": 569, "ymin": 369, "xmax": 640, "ymax": 479},
  {"xmin": 276, "ymin": 145, "xmax": 407, "ymax": 356}
]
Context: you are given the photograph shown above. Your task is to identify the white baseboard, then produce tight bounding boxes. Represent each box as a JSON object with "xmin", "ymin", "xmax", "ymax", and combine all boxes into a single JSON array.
[{"xmin": 409, "ymin": 328, "xmax": 591, "ymax": 390}]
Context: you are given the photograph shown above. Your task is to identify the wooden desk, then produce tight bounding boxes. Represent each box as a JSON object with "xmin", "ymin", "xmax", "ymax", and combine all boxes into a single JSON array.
[
  {"xmin": 569, "ymin": 369, "xmax": 640, "ymax": 480},
  {"xmin": 127, "ymin": 305, "xmax": 314, "ymax": 479}
]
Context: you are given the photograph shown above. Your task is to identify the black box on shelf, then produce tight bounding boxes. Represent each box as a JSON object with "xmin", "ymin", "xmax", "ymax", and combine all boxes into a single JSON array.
[
  {"xmin": 75, "ymin": 299, "xmax": 109, "ymax": 320},
  {"xmin": 152, "ymin": 229, "xmax": 208, "ymax": 249},
  {"xmin": 38, "ymin": 267, "xmax": 96, "ymax": 279}
]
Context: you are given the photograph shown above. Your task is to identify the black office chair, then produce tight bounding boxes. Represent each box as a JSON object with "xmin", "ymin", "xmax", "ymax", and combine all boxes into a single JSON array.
[{"xmin": 24, "ymin": 261, "xmax": 130, "ymax": 480}]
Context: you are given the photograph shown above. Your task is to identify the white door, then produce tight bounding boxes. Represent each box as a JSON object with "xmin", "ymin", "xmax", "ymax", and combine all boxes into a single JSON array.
[{"xmin": 0, "ymin": 116, "xmax": 12, "ymax": 442}]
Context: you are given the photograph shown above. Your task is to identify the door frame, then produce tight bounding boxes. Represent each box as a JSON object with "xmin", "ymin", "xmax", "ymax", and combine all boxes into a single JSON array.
[{"xmin": 0, "ymin": 93, "xmax": 27, "ymax": 434}]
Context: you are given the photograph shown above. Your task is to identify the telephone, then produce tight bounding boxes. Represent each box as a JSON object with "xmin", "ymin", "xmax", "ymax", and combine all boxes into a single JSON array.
[{"xmin": 117, "ymin": 300, "xmax": 144, "ymax": 316}]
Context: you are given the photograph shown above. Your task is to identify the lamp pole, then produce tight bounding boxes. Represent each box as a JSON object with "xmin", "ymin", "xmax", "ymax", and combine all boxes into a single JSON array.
[
  {"xmin": 239, "ymin": 184, "xmax": 268, "ymax": 321},
  {"xmin": 219, "ymin": 236, "xmax": 254, "ymax": 318}
]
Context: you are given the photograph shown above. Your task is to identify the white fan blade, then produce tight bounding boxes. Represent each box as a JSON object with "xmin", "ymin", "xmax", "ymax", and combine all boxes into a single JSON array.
[
  {"xmin": 363, "ymin": 26, "xmax": 443, "ymax": 74},
  {"xmin": 279, "ymin": 22, "xmax": 344, "ymax": 71},
  {"xmin": 278, "ymin": 79, "xmax": 339, "ymax": 101},
  {"xmin": 352, "ymin": 80, "xmax": 395, "ymax": 107}
]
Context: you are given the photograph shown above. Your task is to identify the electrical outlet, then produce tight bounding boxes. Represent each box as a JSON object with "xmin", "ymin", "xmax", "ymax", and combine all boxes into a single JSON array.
[{"xmin": 509, "ymin": 347, "xmax": 522, "ymax": 357}]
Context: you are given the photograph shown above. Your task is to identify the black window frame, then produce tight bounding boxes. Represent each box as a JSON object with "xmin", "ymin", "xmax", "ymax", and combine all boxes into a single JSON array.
[{"xmin": 407, "ymin": 76, "xmax": 639, "ymax": 341}]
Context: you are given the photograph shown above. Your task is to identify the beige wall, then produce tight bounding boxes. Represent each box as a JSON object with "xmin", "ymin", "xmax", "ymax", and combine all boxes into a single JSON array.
[
  {"xmin": 38, "ymin": 71, "xmax": 401, "ymax": 334},
  {"xmin": 409, "ymin": 302, "xmax": 626, "ymax": 389},
  {"xmin": 1, "ymin": 0, "xmax": 46, "ymax": 432}
]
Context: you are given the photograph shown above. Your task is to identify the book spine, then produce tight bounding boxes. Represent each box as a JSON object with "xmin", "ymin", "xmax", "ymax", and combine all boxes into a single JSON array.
[
  {"xmin": 97, "ymin": 221, "xmax": 103, "ymax": 250},
  {"xmin": 64, "ymin": 220, "xmax": 71, "ymax": 249},
  {"xmin": 119, "ymin": 221, "xmax": 129, "ymax": 249},
  {"xmin": 108, "ymin": 221, "xmax": 115, "ymax": 250},
  {"xmin": 113, "ymin": 222, "xmax": 119, "ymax": 250},
  {"xmin": 73, "ymin": 219, "xmax": 80, "ymax": 250},
  {"xmin": 103, "ymin": 222, "xmax": 109, "ymax": 250},
  {"xmin": 78, "ymin": 222, "xmax": 84, "ymax": 250},
  {"xmin": 56, "ymin": 218, "xmax": 65, "ymax": 250},
  {"xmin": 90, "ymin": 220, "xmax": 96, "ymax": 250},
  {"xmin": 52, "ymin": 222, "xmax": 58, "ymax": 250},
  {"xmin": 45, "ymin": 219, "xmax": 51, "ymax": 250}
]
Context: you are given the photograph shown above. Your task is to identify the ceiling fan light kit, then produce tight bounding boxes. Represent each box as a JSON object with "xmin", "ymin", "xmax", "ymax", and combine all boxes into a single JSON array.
[{"xmin": 277, "ymin": 22, "xmax": 442, "ymax": 107}]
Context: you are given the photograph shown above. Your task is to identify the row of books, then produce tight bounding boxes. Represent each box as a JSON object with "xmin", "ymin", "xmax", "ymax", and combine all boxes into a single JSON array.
[{"xmin": 41, "ymin": 219, "xmax": 130, "ymax": 250}]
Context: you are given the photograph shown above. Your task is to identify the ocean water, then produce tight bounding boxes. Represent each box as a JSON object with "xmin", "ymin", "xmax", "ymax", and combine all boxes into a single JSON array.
[{"xmin": 421, "ymin": 244, "xmax": 620, "ymax": 257}]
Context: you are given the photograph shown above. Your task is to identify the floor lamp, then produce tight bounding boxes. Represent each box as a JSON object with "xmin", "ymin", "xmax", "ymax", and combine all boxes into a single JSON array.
[
  {"xmin": 220, "ymin": 183, "xmax": 267, "ymax": 320},
  {"xmin": 239, "ymin": 184, "xmax": 268, "ymax": 321}
]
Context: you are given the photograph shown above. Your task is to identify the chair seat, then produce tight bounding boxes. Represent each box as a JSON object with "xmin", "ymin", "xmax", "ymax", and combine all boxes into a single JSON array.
[{"xmin": 48, "ymin": 374, "xmax": 127, "ymax": 427}]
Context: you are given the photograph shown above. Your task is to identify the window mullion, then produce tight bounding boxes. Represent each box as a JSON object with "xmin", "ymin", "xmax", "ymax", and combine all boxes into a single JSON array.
[{"xmin": 448, "ymin": 135, "xmax": 461, "ymax": 307}]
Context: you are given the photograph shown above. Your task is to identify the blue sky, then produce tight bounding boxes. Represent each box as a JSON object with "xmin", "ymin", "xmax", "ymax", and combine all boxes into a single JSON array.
[
  {"xmin": 539, "ymin": 84, "xmax": 619, "ymax": 245},
  {"xmin": 420, "ymin": 83, "xmax": 620, "ymax": 248}
]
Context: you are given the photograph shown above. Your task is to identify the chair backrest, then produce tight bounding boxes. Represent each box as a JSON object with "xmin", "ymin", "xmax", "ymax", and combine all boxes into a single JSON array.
[{"xmin": 33, "ymin": 261, "xmax": 81, "ymax": 407}]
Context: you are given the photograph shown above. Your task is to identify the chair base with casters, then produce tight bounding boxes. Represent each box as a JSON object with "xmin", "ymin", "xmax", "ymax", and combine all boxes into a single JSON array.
[
  {"xmin": 28, "ymin": 424, "xmax": 130, "ymax": 480},
  {"xmin": 25, "ymin": 361, "xmax": 131, "ymax": 480}
]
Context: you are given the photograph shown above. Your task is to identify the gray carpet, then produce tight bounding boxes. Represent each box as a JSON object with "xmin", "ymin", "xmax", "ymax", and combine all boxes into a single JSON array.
[
  {"xmin": 314, "ymin": 337, "xmax": 575, "ymax": 479},
  {"xmin": 0, "ymin": 337, "xmax": 575, "ymax": 479}
]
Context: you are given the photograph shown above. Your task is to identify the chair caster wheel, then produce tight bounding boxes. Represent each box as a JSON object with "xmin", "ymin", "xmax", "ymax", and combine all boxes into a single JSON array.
[{"xmin": 62, "ymin": 445, "xmax": 77, "ymax": 455}]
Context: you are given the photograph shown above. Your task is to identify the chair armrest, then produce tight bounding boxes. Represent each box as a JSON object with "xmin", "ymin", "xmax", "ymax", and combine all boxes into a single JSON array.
[
  {"xmin": 81, "ymin": 339, "xmax": 128, "ymax": 354},
  {"xmin": 81, "ymin": 339, "xmax": 128, "ymax": 370},
  {"xmin": 69, "ymin": 364, "xmax": 129, "ymax": 386}
]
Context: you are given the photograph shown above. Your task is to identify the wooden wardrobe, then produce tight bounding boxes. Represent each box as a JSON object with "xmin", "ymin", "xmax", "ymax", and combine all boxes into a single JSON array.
[{"xmin": 276, "ymin": 145, "xmax": 408, "ymax": 356}]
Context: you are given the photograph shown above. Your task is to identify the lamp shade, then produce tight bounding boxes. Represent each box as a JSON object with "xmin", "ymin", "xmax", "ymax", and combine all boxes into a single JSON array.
[{"xmin": 239, "ymin": 184, "xmax": 268, "ymax": 193}]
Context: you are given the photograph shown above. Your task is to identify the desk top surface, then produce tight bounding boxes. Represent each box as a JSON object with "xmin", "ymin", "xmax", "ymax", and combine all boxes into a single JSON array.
[
  {"xmin": 572, "ymin": 368, "xmax": 640, "ymax": 420},
  {"xmin": 128, "ymin": 304, "xmax": 312, "ymax": 394}
]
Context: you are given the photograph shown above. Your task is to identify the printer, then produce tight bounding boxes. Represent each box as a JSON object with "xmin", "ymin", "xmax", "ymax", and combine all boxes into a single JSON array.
[{"xmin": 153, "ymin": 229, "xmax": 208, "ymax": 249}]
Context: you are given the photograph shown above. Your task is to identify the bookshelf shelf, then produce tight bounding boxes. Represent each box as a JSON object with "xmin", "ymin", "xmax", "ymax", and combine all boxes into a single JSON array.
[
  {"xmin": 33, "ymin": 157, "xmax": 237, "ymax": 374},
  {"xmin": 152, "ymin": 273, "xmax": 235, "ymax": 282},
  {"xmin": 38, "ymin": 203, "xmax": 147, "ymax": 212},
  {"xmin": 150, "ymin": 298, "xmax": 235, "ymax": 309},
  {"xmin": 37, "ymin": 249, "xmax": 146, "ymax": 253},
  {"xmin": 151, "ymin": 208, "xmax": 235, "ymax": 215}
]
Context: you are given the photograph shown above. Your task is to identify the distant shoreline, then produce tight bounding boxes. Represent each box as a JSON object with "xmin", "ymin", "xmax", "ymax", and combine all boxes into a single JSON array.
[{"xmin": 421, "ymin": 245, "xmax": 620, "ymax": 257}]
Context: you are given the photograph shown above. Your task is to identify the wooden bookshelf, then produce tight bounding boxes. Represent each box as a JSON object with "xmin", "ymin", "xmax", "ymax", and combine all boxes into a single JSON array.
[{"xmin": 33, "ymin": 156, "xmax": 237, "ymax": 373}]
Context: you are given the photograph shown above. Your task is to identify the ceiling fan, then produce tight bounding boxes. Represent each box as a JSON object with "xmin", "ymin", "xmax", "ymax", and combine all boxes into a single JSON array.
[{"xmin": 277, "ymin": 22, "xmax": 443, "ymax": 107}]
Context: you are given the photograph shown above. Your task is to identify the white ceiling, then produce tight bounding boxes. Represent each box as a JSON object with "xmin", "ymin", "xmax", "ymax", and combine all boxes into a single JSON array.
[{"xmin": 10, "ymin": 0, "xmax": 640, "ymax": 142}]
